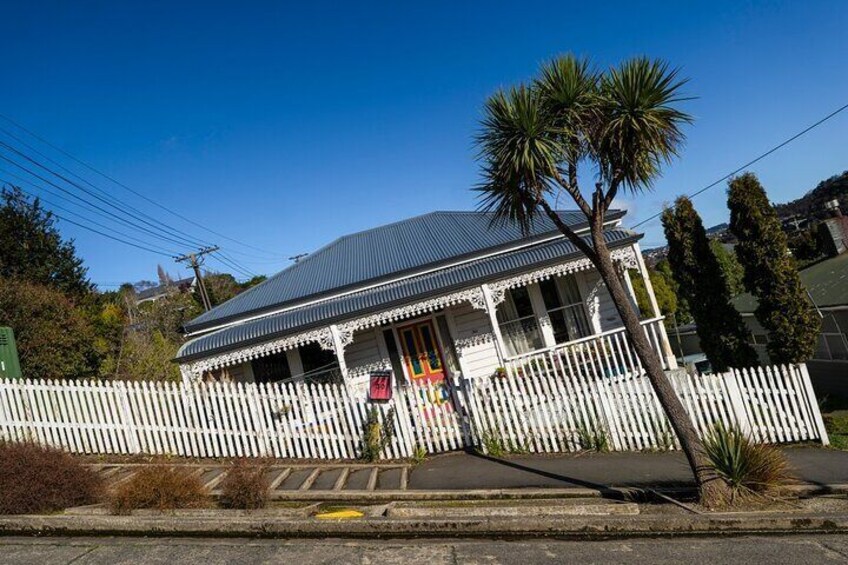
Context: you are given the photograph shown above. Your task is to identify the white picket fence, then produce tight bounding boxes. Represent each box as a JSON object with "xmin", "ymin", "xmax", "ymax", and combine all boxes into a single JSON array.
[
  {"xmin": 464, "ymin": 363, "xmax": 829, "ymax": 453},
  {"xmin": 0, "ymin": 363, "xmax": 829, "ymax": 459}
]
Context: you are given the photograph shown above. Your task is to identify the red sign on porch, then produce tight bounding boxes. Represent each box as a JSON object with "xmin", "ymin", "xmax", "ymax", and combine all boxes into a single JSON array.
[{"xmin": 369, "ymin": 370, "xmax": 393, "ymax": 402}]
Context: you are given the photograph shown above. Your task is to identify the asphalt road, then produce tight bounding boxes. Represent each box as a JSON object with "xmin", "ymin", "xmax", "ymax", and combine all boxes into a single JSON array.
[{"xmin": 3, "ymin": 535, "xmax": 848, "ymax": 564}]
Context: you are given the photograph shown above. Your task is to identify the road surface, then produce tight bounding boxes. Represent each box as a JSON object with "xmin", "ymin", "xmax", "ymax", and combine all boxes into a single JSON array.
[{"xmin": 2, "ymin": 535, "xmax": 848, "ymax": 564}]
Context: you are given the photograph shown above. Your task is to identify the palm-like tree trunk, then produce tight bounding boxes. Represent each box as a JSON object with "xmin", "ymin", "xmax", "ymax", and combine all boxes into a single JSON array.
[
  {"xmin": 590, "ymin": 231, "xmax": 730, "ymax": 506},
  {"xmin": 538, "ymin": 202, "xmax": 731, "ymax": 507}
]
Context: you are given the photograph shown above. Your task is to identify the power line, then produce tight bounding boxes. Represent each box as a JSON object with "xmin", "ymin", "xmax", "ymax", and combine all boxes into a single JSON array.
[
  {"xmin": 0, "ymin": 150, "xmax": 271, "ymax": 274},
  {"xmin": 0, "ymin": 178, "xmax": 182, "ymax": 256},
  {"xmin": 175, "ymin": 246, "xmax": 220, "ymax": 311},
  {"xmin": 0, "ymin": 153, "xmax": 208, "ymax": 250},
  {"xmin": 0, "ymin": 166, "xmax": 200, "ymax": 251},
  {"xmin": 217, "ymin": 250, "xmax": 259, "ymax": 277},
  {"xmin": 0, "ymin": 142, "xmax": 208, "ymax": 249},
  {"xmin": 212, "ymin": 251, "xmax": 257, "ymax": 279},
  {"xmin": 40, "ymin": 208, "xmax": 172, "ymax": 256},
  {"xmin": 632, "ymin": 101, "xmax": 848, "ymax": 229},
  {"xmin": 0, "ymin": 125, "xmax": 215, "ymax": 250},
  {"xmin": 0, "ymin": 113, "xmax": 284, "ymax": 259}
]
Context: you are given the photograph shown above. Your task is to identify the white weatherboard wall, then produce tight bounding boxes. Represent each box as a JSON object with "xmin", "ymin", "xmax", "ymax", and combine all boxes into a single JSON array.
[
  {"xmin": 450, "ymin": 302, "xmax": 501, "ymax": 379},
  {"xmin": 345, "ymin": 328, "xmax": 389, "ymax": 397},
  {"xmin": 0, "ymin": 363, "xmax": 828, "ymax": 459}
]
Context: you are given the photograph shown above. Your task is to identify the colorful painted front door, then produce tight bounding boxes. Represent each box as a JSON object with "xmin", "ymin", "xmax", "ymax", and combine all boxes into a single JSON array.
[
  {"xmin": 398, "ymin": 319, "xmax": 446, "ymax": 384},
  {"xmin": 397, "ymin": 319, "xmax": 452, "ymax": 408}
]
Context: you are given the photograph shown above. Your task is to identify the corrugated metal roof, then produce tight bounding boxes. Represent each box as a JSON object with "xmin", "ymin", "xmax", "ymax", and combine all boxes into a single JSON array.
[
  {"xmin": 184, "ymin": 210, "xmax": 621, "ymax": 333},
  {"xmin": 733, "ymin": 251, "xmax": 848, "ymax": 313},
  {"xmin": 177, "ymin": 228, "xmax": 639, "ymax": 361}
]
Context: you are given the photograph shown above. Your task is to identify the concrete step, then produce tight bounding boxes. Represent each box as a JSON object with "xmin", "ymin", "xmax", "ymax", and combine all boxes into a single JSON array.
[{"xmin": 387, "ymin": 498, "xmax": 639, "ymax": 518}]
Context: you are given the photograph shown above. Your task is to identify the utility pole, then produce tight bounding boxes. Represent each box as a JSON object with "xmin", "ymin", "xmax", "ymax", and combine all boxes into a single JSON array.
[{"xmin": 174, "ymin": 246, "xmax": 219, "ymax": 311}]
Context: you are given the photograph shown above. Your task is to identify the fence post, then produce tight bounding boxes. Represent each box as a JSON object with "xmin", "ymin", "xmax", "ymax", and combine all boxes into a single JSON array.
[
  {"xmin": 797, "ymin": 364, "xmax": 830, "ymax": 446},
  {"xmin": 722, "ymin": 369, "xmax": 753, "ymax": 437}
]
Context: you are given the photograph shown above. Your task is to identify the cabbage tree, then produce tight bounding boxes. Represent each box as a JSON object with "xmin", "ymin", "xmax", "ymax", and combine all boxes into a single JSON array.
[{"xmin": 475, "ymin": 55, "xmax": 731, "ymax": 506}]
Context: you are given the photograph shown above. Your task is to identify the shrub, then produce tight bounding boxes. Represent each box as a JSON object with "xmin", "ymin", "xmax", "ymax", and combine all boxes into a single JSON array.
[
  {"xmin": 109, "ymin": 465, "xmax": 209, "ymax": 514},
  {"xmin": 703, "ymin": 424, "xmax": 793, "ymax": 503},
  {"xmin": 0, "ymin": 441, "xmax": 102, "ymax": 514},
  {"xmin": 219, "ymin": 460, "xmax": 270, "ymax": 510},
  {"xmin": 361, "ymin": 406, "xmax": 395, "ymax": 462}
]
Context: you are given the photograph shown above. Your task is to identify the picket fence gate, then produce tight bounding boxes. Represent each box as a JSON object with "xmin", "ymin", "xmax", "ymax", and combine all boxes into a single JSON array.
[{"xmin": 0, "ymin": 363, "xmax": 829, "ymax": 459}]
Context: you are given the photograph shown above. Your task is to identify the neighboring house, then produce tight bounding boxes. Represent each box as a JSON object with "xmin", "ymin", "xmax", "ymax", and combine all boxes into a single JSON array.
[
  {"xmin": 175, "ymin": 211, "xmax": 676, "ymax": 400},
  {"xmin": 733, "ymin": 252, "xmax": 848, "ymax": 397},
  {"xmin": 136, "ymin": 276, "xmax": 197, "ymax": 304}
]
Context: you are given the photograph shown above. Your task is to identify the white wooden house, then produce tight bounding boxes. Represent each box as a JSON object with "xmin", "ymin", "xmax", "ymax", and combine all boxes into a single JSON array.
[{"xmin": 176, "ymin": 211, "xmax": 676, "ymax": 401}]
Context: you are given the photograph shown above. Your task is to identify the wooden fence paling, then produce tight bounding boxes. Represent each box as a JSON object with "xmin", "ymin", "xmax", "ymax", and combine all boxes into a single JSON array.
[{"xmin": 0, "ymin": 363, "xmax": 829, "ymax": 459}]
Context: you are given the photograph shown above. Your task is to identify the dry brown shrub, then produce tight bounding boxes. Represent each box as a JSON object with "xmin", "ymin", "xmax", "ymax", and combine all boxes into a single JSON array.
[
  {"xmin": 218, "ymin": 460, "xmax": 270, "ymax": 510},
  {"xmin": 109, "ymin": 465, "xmax": 209, "ymax": 514},
  {"xmin": 0, "ymin": 441, "xmax": 102, "ymax": 514}
]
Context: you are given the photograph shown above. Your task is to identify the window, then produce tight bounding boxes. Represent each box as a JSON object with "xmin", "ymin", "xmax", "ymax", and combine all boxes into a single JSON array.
[
  {"xmin": 496, "ymin": 286, "xmax": 544, "ymax": 356},
  {"xmin": 539, "ymin": 276, "xmax": 591, "ymax": 344},
  {"xmin": 814, "ymin": 313, "xmax": 848, "ymax": 361},
  {"xmin": 251, "ymin": 352, "xmax": 292, "ymax": 384}
]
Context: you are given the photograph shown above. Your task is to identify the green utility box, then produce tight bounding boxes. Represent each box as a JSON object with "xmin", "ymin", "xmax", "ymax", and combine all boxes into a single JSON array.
[{"xmin": 0, "ymin": 327, "xmax": 22, "ymax": 379}]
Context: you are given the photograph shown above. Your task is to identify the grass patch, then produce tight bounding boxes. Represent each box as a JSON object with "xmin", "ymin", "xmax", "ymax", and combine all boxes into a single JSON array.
[
  {"xmin": 219, "ymin": 460, "xmax": 270, "ymax": 510},
  {"xmin": 575, "ymin": 420, "xmax": 609, "ymax": 452},
  {"xmin": 0, "ymin": 441, "xmax": 102, "ymax": 515},
  {"xmin": 477, "ymin": 429, "xmax": 529, "ymax": 457},
  {"xmin": 109, "ymin": 465, "xmax": 209, "ymax": 515},
  {"xmin": 824, "ymin": 411, "xmax": 848, "ymax": 450}
]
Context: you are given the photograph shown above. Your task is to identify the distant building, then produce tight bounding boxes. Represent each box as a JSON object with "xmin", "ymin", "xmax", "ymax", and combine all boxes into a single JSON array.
[
  {"xmin": 733, "ymin": 252, "xmax": 848, "ymax": 397},
  {"xmin": 136, "ymin": 276, "xmax": 197, "ymax": 304}
]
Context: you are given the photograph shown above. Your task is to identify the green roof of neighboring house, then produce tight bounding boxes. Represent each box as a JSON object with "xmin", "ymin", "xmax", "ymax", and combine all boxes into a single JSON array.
[{"xmin": 732, "ymin": 252, "xmax": 848, "ymax": 313}]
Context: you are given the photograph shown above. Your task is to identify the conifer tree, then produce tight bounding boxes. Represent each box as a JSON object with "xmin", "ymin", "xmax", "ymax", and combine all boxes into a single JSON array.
[
  {"xmin": 662, "ymin": 197, "xmax": 758, "ymax": 371},
  {"xmin": 727, "ymin": 173, "xmax": 820, "ymax": 364}
]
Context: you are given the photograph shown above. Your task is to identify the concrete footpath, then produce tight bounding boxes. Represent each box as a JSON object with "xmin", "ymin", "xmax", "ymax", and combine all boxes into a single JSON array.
[
  {"xmin": 2, "ymin": 446, "xmax": 848, "ymax": 540},
  {"xmin": 410, "ymin": 446, "xmax": 848, "ymax": 491},
  {"xmin": 84, "ymin": 446, "xmax": 848, "ymax": 501}
]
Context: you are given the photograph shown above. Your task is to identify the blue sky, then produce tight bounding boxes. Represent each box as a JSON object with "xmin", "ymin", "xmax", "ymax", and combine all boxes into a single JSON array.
[{"xmin": 1, "ymin": 1, "xmax": 846, "ymax": 287}]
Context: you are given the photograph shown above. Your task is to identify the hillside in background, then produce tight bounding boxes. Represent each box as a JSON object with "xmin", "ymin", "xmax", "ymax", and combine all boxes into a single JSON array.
[{"xmin": 774, "ymin": 170, "xmax": 848, "ymax": 219}]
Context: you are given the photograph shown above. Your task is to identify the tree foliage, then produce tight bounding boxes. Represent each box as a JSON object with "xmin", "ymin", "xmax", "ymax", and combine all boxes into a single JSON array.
[
  {"xmin": 0, "ymin": 277, "xmax": 98, "ymax": 380},
  {"xmin": 630, "ymin": 266, "xmax": 677, "ymax": 320},
  {"xmin": 0, "ymin": 186, "xmax": 92, "ymax": 298},
  {"xmin": 773, "ymin": 170, "xmax": 848, "ymax": 220},
  {"xmin": 662, "ymin": 197, "xmax": 758, "ymax": 371},
  {"xmin": 709, "ymin": 239, "xmax": 745, "ymax": 296},
  {"xmin": 728, "ymin": 173, "xmax": 820, "ymax": 364}
]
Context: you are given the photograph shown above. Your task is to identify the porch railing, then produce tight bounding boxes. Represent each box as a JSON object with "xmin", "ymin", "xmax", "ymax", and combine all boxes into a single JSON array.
[{"xmin": 503, "ymin": 317, "xmax": 669, "ymax": 380}]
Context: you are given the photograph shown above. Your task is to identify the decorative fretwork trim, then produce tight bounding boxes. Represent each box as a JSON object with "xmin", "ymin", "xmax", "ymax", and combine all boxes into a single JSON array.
[
  {"xmin": 489, "ymin": 256, "xmax": 595, "ymax": 296},
  {"xmin": 182, "ymin": 327, "xmax": 332, "ymax": 381},
  {"xmin": 611, "ymin": 246, "xmax": 639, "ymax": 270},
  {"xmin": 336, "ymin": 287, "xmax": 487, "ymax": 334}
]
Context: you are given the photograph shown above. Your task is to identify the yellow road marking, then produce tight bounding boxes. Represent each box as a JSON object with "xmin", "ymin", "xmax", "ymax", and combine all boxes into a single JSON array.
[{"xmin": 314, "ymin": 509, "xmax": 364, "ymax": 520}]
